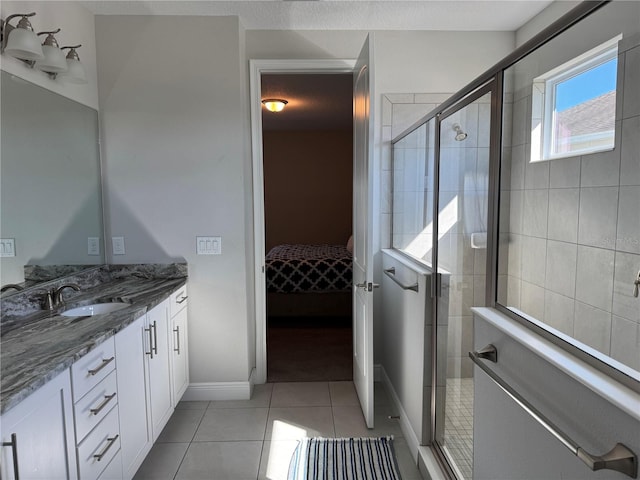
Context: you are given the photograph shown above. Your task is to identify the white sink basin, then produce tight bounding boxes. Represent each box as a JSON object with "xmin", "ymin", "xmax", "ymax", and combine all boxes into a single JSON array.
[{"xmin": 61, "ymin": 303, "xmax": 130, "ymax": 317}]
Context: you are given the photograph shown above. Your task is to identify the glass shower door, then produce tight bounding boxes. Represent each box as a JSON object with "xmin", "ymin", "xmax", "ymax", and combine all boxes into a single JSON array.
[{"xmin": 434, "ymin": 89, "xmax": 492, "ymax": 480}]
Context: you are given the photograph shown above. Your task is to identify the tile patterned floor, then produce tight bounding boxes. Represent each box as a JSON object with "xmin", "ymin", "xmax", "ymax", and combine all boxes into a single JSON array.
[
  {"xmin": 133, "ymin": 381, "xmax": 424, "ymax": 480},
  {"xmin": 443, "ymin": 377, "xmax": 474, "ymax": 480}
]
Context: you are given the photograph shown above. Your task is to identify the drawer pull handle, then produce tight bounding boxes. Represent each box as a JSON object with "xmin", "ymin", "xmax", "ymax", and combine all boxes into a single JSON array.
[
  {"xmin": 88, "ymin": 356, "xmax": 115, "ymax": 376},
  {"xmin": 93, "ymin": 434, "xmax": 119, "ymax": 462},
  {"xmin": 145, "ymin": 325, "xmax": 154, "ymax": 359},
  {"xmin": 173, "ymin": 326, "xmax": 181, "ymax": 354},
  {"xmin": 152, "ymin": 320, "xmax": 158, "ymax": 355},
  {"xmin": 90, "ymin": 393, "xmax": 117, "ymax": 416},
  {"xmin": 176, "ymin": 295, "xmax": 188, "ymax": 304},
  {"xmin": 2, "ymin": 433, "xmax": 20, "ymax": 480}
]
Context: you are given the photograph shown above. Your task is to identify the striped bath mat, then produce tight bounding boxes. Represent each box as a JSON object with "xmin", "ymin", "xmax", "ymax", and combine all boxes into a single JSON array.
[{"xmin": 288, "ymin": 436, "xmax": 403, "ymax": 480}]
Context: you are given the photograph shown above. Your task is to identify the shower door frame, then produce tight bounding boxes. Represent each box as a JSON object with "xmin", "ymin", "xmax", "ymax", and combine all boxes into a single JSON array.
[{"xmin": 429, "ymin": 79, "xmax": 500, "ymax": 480}]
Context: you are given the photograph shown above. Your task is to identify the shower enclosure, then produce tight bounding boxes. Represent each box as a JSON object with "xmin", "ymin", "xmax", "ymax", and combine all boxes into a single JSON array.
[
  {"xmin": 392, "ymin": 84, "xmax": 494, "ymax": 479},
  {"xmin": 390, "ymin": 3, "xmax": 640, "ymax": 478}
]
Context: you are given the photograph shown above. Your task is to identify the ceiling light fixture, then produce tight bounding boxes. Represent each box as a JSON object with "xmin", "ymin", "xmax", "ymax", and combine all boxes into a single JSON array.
[{"xmin": 262, "ymin": 99, "xmax": 288, "ymax": 112}]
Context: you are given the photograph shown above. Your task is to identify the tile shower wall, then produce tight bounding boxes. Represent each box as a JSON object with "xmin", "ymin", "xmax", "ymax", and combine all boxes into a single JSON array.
[
  {"xmin": 500, "ymin": 35, "xmax": 640, "ymax": 371},
  {"xmin": 381, "ymin": 93, "xmax": 452, "ymax": 254}
]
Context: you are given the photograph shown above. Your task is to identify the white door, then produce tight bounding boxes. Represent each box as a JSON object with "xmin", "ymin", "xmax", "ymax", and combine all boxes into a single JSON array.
[{"xmin": 352, "ymin": 34, "xmax": 375, "ymax": 429}]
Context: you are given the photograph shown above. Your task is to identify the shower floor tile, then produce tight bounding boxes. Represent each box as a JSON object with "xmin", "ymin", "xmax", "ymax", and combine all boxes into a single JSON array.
[{"xmin": 444, "ymin": 377, "xmax": 474, "ymax": 480}]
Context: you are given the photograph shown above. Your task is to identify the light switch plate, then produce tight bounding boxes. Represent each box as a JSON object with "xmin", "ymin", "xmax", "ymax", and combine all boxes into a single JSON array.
[
  {"xmin": 88, "ymin": 237, "xmax": 100, "ymax": 256},
  {"xmin": 112, "ymin": 236, "xmax": 126, "ymax": 255},
  {"xmin": 197, "ymin": 236, "xmax": 222, "ymax": 255},
  {"xmin": 0, "ymin": 238, "xmax": 15, "ymax": 257}
]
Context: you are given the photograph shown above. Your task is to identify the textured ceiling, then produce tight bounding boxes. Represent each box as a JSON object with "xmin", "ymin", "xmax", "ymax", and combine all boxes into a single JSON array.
[
  {"xmin": 261, "ymin": 73, "xmax": 353, "ymax": 131},
  {"xmin": 83, "ymin": 1, "xmax": 553, "ymax": 32}
]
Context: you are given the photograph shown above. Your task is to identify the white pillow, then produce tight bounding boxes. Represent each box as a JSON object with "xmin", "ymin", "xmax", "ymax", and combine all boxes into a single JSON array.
[{"xmin": 346, "ymin": 235, "xmax": 354, "ymax": 253}]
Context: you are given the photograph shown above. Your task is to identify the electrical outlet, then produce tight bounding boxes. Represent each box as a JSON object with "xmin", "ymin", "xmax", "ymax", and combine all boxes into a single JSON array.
[
  {"xmin": 88, "ymin": 237, "xmax": 100, "ymax": 256},
  {"xmin": 112, "ymin": 236, "xmax": 126, "ymax": 255},
  {"xmin": 196, "ymin": 236, "xmax": 222, "ymax": 255},
  {"xmin": 0, "ymin": 238, "xmax": 15, "ymax": 257}
]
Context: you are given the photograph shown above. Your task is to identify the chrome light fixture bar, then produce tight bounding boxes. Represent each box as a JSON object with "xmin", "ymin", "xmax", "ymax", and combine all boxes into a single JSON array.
[{"xmin": 1, "ymin": 12, "xmax": 86, "ymax": 84}]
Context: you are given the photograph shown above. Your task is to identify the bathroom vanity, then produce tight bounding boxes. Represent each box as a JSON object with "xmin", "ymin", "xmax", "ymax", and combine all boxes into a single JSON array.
[{"xmin": 0, "ymin": 266, "xmax": 188, "ymax": 480}]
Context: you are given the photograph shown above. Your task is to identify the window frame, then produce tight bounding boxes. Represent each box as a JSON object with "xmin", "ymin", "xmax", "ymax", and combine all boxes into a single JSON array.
[{"xmin": 530, "ymin": 34, "xmax": 621, "ymax": 163}]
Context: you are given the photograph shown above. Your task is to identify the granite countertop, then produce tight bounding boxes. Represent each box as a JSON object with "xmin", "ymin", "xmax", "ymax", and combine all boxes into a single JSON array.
[{"xmin": 0, "ymin": 275, "xmax": 187, "ymax": 414}]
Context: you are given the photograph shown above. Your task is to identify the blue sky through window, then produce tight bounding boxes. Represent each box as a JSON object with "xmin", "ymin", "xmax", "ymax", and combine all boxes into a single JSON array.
[{"xmin": 555, "ymin": 58, "xmax": 617, "ymax": 111}]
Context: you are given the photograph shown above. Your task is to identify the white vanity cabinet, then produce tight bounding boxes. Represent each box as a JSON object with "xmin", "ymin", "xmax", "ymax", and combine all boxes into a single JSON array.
[
  {"xmin": 114, "ymin": 314, "xmax": 152, "ymax": 479},
  {"xmin": 115, "ymin": 290, "xmax": 186, "ymax": 479},
  {"xmin": 0, "ymin": 369, "xmax": 78, "ymax": 480},
  {"xmin": 169, "ymin": 286, "xmax": 189, "ymax": 404},
  {"xmin": 1, "ymin": 284, "xmax": 188, "ymax": 480}
]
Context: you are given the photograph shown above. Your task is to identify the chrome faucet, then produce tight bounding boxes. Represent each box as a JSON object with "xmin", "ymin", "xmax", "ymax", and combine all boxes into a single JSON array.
[
  {"xmin": 40, "ymin": 283, "xmax": 81, "ymax": 310},
  {"xmin": 52, "ymin": 284, "xmax": 81, "ymax": 305}
]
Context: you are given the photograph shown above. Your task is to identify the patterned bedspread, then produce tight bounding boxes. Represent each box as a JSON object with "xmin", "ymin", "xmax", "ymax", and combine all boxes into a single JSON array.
[{"xmin": 265, "ymin": 244, "xmax": 353, "ymax": 294}]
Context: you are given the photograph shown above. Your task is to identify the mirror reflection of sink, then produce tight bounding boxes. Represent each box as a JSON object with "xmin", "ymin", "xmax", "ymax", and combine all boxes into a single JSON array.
[{"xmin": 61, "ymin": 302, "xmax": 130, "ymax": 317}]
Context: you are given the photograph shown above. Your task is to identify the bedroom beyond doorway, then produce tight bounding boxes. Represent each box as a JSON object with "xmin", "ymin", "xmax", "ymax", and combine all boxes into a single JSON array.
[{"xmin": 261, "ymin": 72, "xmax": 354, "ymax": 383}]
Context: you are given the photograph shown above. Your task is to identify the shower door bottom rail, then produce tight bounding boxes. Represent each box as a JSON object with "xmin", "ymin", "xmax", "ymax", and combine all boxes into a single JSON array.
[{"xmin": 469, "ymin": 348, "xmax": 638, "ymax": 478}]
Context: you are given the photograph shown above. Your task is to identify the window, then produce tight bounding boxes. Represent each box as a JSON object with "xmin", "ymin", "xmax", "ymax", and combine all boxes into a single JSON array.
[{"xmin": 531, "ymin": 35, "xmax": 621, "ymax": 162}]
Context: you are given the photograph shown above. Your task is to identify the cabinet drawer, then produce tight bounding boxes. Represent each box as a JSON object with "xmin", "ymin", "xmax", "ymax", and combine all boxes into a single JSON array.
[
  {"xmin": 74, "ymin": 370, "xmax": 118, "ymax": 442},
  {"xmin": 77, "ymin": 405, "xmax": 120, "ymax": 480},
  {"xmin": 72, "ymin": 337, "xmax": 116, "ymax": 401},
  {"xmin": 98, "ymin": 449, "xmax": 122, "ymax": 480},
  {"xmin": 170, "ymin": 285, "xmax": 188, "ymax": 318}
]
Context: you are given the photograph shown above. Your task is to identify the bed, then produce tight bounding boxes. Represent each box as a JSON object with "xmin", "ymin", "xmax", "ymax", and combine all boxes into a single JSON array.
[{"xmin": 265, "ymin": 243, "xmax": 353, "ymax": 316}]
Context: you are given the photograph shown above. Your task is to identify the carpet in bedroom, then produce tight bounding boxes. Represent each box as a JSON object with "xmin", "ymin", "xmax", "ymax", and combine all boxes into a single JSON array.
[{"xmin": 267, "ymin": 316, "xmax": 353, "ymax": 382}]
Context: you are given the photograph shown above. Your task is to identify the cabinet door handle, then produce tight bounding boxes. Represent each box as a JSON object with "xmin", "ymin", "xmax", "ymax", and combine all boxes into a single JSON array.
[
  {"xmin": 176, "ymin": 295, "xmax": 188, "ymax": 304},
  {"xmin": 152, "ymin": 320, "xmax": 158, "ymax": 355},
  {"xmin": 173, "ymin": 326, "xmax": 181, "ymax": 354},
  {"xmin": 145, "ymin": 325, "xmax": 154, "ymax": 359},
  {"xmin": 93, "ymin": 434, "xmax": 119, "ymax": 462},
  {"xmin": 90, "ymin": 392, "xmax": 117, "ymax": 416},
  {"xmin": 2, "ymin": 433, "xmax": 20, "ymax": 480},
  {"xmin": 88, "ymin": 356, "xmax": 115, "ymax": 376}
]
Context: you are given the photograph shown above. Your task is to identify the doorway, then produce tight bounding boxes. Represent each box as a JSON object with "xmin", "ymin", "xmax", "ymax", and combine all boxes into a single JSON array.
[
  {"xmin": 250, "ymin": 59, "xmax": 358, "ymax": 385},
  {"xmin": 261, "ymin": 72, "xmax": 354, "ymax": 382}
]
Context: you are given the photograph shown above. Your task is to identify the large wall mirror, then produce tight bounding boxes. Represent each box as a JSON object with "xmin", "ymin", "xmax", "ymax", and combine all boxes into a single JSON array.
[{"xmin": 1, "ymin": 71, "xmax": 104, "ymax": 294}]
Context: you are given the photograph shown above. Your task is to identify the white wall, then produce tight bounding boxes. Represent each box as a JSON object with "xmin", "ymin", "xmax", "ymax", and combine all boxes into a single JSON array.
[
  {"xmin": 96, "ymin": 16, "xmax": 253, "ymax": 385},
  {"xmin": 0, "ymin": 1, "xmax": 98, "ymax": 109}
]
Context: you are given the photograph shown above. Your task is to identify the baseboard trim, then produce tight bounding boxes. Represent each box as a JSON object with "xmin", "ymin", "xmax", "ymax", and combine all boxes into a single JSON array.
[
  {"xmin": 374, "ymin": 363, "xmax": 383, "ymax": 382},
  {"xmin": 378, "ymin": 365, "xmax": 447, "ymax": 480},
  {"xmin": 182, "ymin": 381, "xmax": 252, "ymax": 401},
  {"xmin": 378, "ymin": 365, "xmax": 421, "ymax": 461}
]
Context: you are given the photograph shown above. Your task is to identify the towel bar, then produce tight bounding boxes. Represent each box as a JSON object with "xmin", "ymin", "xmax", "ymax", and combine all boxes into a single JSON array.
[
  {"xmin": 470, "ymin": 347, "xmax": 638, "ymax": 478},
  {"xmin": 383, "ymin": 267, "xmax": 419, "ymax": 292}
]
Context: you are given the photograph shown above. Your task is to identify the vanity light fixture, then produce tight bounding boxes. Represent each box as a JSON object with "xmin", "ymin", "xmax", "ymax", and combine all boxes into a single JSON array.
[
  {"xmin": 262, "ymin": 99, "xmax": 288, "ymax": 112},
  {"xmin": 59, "ymin": 45, "xmax": 87, "ymax": 84},
  {"xmin": 35, "ymin": 29, "xmax": 68, "ymax": 74},
  {"xmin": 0, "ymin": 13, "xmax": 45, "ymax": 61}
]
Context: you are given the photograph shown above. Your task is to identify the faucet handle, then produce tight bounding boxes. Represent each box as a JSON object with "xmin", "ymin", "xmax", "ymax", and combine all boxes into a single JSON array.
[{"xmin": 35, "ymin": 290, "xmax": 55, "ymax": 310}]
